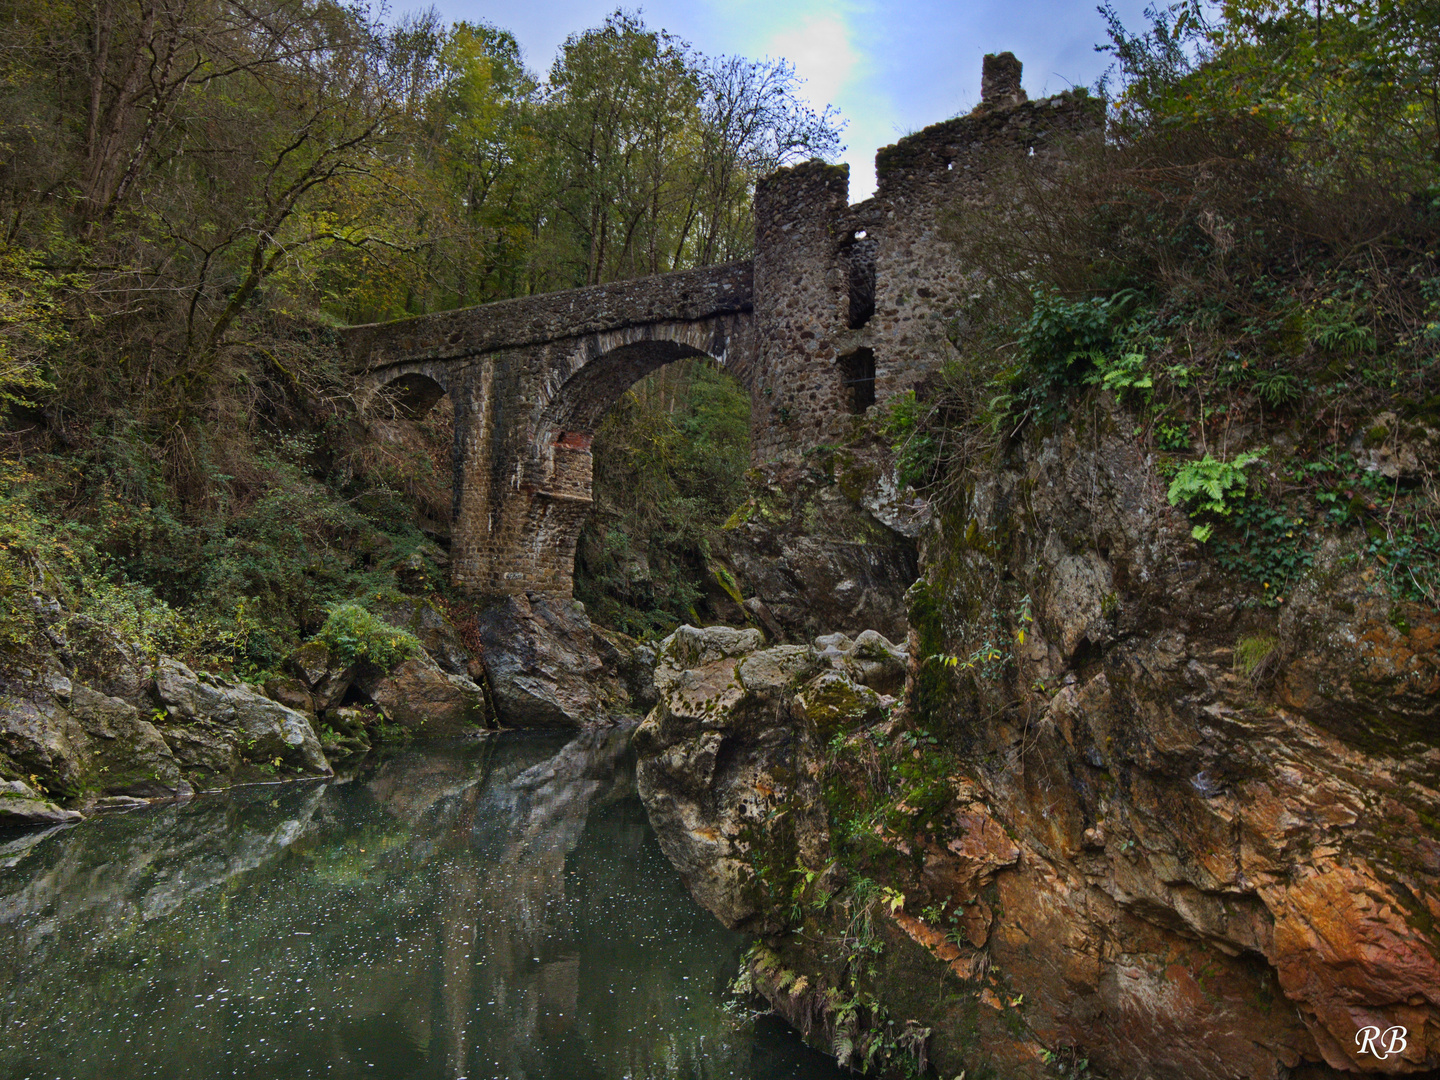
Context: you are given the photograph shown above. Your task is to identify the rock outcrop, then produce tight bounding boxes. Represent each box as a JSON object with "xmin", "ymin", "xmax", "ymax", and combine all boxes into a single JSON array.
[
  {"xmin": 0, "ymin": 670, "xmax": 188, "ymax": 801},
  {"xmin": 154, "ymin": 659, "xmax": 331, "ymax": 779},
  {"xmin": 635, "ymin": 399, "xmax": 1440, "ymax": 1080},
  {"xmin": 635, "ymin": 624, "xmax": 905, "ymax": 930},
  {"xmin": 475, "ymin": 593, "xmax": 635, "ymax": 727},
  {"xmin": 714, "ymin": 448, "xmax": 920, "ymax": 644}
]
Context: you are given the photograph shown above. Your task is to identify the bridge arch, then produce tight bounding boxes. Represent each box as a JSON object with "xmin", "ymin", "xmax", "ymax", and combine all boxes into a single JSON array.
[
  {"xmin": 508, "ymin": 318, "xmax": 753, "ymax": 598},
  {"xmin": 526, "ymin": 318, "xmax": 752, "ymax": 485}
]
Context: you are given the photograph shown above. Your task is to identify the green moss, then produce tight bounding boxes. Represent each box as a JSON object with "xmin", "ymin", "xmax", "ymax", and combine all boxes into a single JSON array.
[
  {"xmin": 708, "ymin": 562, "xmax": 745, "ymax": 606},
  {"xmin": 835, "ymin": 462, "xmax": 879, "ymax": 505},
  {"xmin": 799, "ymin": 679, "xmax": 878, "ymax": 738},
  {"xmin": 1388, "ymin": 606, "xmax": 1412, "ymax": 635},
  {"xmin": 1233, "ymin": 633, "xmax": 1278, "ymax": 677}
]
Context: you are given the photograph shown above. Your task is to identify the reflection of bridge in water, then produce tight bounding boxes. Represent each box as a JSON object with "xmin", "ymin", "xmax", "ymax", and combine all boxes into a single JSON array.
[{"xmin": 0, "ymin": 732, "xmax": 842, "ymax": 1079}]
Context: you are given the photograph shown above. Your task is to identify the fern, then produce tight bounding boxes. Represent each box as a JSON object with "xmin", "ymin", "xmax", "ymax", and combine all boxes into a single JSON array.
[{"xmin": 1167, "ymin": 452, "xmax": 1263, "ymax": 539}]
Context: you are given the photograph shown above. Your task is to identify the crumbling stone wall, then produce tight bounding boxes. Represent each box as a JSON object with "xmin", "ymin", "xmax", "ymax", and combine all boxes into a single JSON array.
[{"xmin": 748, "ymin": 52, "xmax": 1102, "ymax": 460}]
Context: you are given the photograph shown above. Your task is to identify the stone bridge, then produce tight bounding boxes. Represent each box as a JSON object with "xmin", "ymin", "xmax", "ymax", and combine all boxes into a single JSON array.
[
  {"xmin": 339, "ymin": 55, "xmax": 1101, "ymax": 599},
  {"xmin": 340, "ymin": 262, "xmax": 756, "ymax": 596}
]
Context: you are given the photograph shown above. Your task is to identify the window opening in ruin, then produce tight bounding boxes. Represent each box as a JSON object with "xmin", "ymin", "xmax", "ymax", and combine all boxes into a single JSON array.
[
  {"xmin": 840, "ymin": 348, "xmax": 876, "ymax": 413},
  {"xmin": 847, "ymin": 236, "xmax": 876, "ymax": 329}
]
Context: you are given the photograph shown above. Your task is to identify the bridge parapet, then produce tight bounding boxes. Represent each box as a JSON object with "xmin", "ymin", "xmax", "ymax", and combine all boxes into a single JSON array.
[{"xmin": 339, "ymin": 261, "xmax": 753, "ymax": 372}]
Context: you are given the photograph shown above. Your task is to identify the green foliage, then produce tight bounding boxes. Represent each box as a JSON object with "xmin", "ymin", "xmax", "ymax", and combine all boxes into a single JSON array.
[
  {"xmin": 880, "ymin": 391, "xmax": 940, "ymax": 489},
  {"xmin": 1104, "ymin": 0, "xmax": 1440, "ymax": 179},
  {"xmin": 574, "ymin": 358, "xmax": 751, "ymax": 636},
  {"xmin": 1211, "ymin": 502, "xmax": 1314, "ymax": 603},
  {"xmin": 313, "ymin": 604, "xmax": 420, "ymax": 672},
  {"xmin": 0, "ymin": 458, "xmax": 220, "ymax": 662},
  {"xmin": 1010, "ymin": 290, "xmax": 1123, "ymax": 410},
  {"xmin": 0, "ymin": 246, "xmax": 72, "ymax": 409},
  {"xmin": 1086, "ymin": 350, "xmax": 1153, "ymax": 397},
  {"xmin": 1233, "ymin": 633, "xmax": 1279, "ymax": 678},
  {"xmin": 995, "ymin": 288, "xmax": 1153, "ymax": 423},
  {"xmin": 1167, "ymin": 452, "xmax": 1264, "ymax": 539}
]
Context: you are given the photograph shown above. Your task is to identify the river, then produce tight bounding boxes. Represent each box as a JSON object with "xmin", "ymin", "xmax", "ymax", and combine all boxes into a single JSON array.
[{"xmin": 0, "ymin": 729, "xmax": 845, "ymax": 1080}]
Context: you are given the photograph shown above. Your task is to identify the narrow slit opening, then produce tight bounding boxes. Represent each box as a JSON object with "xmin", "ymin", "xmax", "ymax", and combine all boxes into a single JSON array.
[
  {"xmin": 840, "ymin": 348, "xmax": 876, "ymax": 414},
  {"xmin": 847, "ymin": 236, "xmax": 877, "ymax": 329}
]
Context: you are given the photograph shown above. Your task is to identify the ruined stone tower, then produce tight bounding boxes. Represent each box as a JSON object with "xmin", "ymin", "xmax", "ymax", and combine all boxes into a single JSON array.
[{"xmin": 747, "ymin": 53, "xmax": 1101, "ymax": 462}]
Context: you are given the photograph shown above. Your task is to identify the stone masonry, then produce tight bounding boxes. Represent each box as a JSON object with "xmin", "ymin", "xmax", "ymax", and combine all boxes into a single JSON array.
[{"xmin": 339, "ymin": 54, "xmax": 1101, "ymax": 599}]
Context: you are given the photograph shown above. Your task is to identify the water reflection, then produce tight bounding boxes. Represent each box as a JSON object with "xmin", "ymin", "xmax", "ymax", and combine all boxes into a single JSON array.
[{"xmin": 0, "ymin": 729, "xmax": 842, "ymax": 1080}]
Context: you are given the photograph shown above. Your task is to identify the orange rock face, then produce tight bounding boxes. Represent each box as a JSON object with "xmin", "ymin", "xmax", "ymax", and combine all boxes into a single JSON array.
[{"xmin": 638, "ymin": 405, "xmax": 1440, "ymax": 1079}]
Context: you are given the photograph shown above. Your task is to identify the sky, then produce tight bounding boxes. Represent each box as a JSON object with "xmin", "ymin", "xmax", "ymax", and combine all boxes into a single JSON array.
[{"xmin": 417, "ymin": 0, "xmax": 1156, "ymax": 201}]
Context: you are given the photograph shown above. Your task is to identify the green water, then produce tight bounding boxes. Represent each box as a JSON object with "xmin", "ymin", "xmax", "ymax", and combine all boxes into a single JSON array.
[{"xmin": 0, "ymin": 729, "xmax": 843, "ymax": 1080}]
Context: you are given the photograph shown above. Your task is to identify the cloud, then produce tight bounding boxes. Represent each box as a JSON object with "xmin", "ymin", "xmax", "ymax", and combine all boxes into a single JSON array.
[{"xmin": 766, "ymin": 14, "xmax": 859, "ymax": 110}]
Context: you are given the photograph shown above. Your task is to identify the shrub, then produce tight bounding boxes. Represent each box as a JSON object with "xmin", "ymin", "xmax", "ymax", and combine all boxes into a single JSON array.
[
  {"xmin": 313, "ymin": 603, "xmax": 421, "ymax": 671},
  {"xmin": 880, "ymin": 391, "xmax": 941, "ymax": 489}
]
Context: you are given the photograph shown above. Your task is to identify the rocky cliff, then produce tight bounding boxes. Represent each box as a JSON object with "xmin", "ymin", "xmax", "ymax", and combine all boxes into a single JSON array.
[
  {"xmin": 0, "ymin": 591, "xmax": 493, "ymax": 821},
  {"xmin": 633, "ymin": 397, "xmax": 1440, "ymax": 1079}
]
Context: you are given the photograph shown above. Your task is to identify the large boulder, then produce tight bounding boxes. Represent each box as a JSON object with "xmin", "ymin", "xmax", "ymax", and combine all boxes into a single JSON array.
[
  {"xmin": 0, "ymin": 673, "xmax": 186, "ymax": 799},
  {"xmin": 351, "ymin": 652, "xmax": 490, "ymax": 736},
  {"xmin": 154, "ymin": 659, "xmax": 331, "ymax": 779},
  {"xmin": 635, "ymin": 625, "xmax": 882, "ymax": 931},
  {"xmin": 476, "ymin": 594, "xmax": 629, "ymax": 727}
]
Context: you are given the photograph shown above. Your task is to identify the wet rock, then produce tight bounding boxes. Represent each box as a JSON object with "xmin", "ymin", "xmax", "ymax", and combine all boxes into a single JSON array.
[
  {"xmin": 154, "ymin": 659, "xmax": 330, "ymax": 778},
  {"xmin": 792, "ymin": 668, "xmax": 884, "ymax": 735},
  {"xmin": 92, "ymin": 794, "xmax": 151, "ymax": 811},
  {"xmin": 0, "ymin": 680, "xmax": 185, "ymax": 799},
  {"xmin": 62, "ymin": 616, "xmax": 152, "ymax": 706},
  {"xmin": 0, "ymin": 779, "xmax": 83, "ymax": 827},
  {"xmin": 69, "ymin": 685, "xmax": 187, "ymax": 796},
  {"xmin": 285, "ymin": 640, "xmax": 357, "ymax": 712},
  {"xmin": 711, "ymin": 397, "xmax": 1440, "ymax": 1080},
  {"xmin": 1351, "ymin": 411, "xmax": 1439, "ymax": 482},
  {"xmin": 813, "ymin": 628, "xmax": 909, "ymax": 697},
  {"xmin": 476, "ymin": 594, "xmax": 628, "ymax": 727},
  {"xmin": 351, "ymin": 652, "xmax": 490, "ymax": 736}
]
